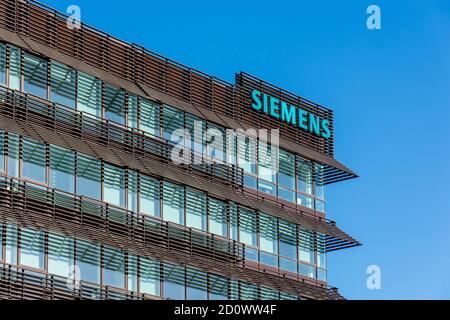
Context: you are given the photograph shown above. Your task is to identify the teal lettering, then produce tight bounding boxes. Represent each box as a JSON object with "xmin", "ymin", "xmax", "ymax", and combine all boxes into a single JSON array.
[
  {"xmin": 309, "ymin": 113, "xmax": 320, "ymax": 135},
  {"xmin": 251, "ymin": 89, "xmax": 262, "ymax": 110},
  {"xmin": 321, "ymin": 119, "xmax": 330, "ymax": 139},
  {"xmin": 263, "ymin": 93, "xmax": 269, "ymax": 113},
  {"xmin": 298, "ymin": 109, "xmax": 308, "ymax": 130},
  {"xmin": 281, "ymin": 102, "xmax": 296, "ymax": 125},
  {"xmin": 269, "ymin": 97, "xmax": 280, "ymax": 119}
]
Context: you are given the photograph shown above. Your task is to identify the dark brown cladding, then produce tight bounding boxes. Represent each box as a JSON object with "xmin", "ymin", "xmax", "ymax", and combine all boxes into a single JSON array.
[{"xmin": 0, "ymin": 0, "xmax": 353, "ymax": 171}]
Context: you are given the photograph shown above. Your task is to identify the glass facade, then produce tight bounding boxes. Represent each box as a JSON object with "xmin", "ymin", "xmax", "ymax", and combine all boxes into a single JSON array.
[
  {"xmin": 0, "ymin": 43, "xmax": 326, "ymax": 212},
  {"xmin": 0, "ymin": 222, "xmax": 300, "ymax": 300},
  {"xmin": 0, "ymin": 39, "xmax": 344, "ymax": 301},
  {"xmin": 0, "ymin": 129, "xmax": 326, "ymax": 280}
]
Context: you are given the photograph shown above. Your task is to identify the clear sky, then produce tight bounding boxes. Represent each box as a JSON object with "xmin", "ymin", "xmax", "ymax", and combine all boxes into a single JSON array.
[{"xmin": 41, "ymin": 0, "xmax": 450, "ymax": 299}]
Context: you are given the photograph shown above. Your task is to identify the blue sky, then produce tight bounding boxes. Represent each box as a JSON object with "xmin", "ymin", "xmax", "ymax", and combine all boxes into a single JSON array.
[{"xmin": 42, "ymin": 0, "xmax": 450, "ymax": 299}]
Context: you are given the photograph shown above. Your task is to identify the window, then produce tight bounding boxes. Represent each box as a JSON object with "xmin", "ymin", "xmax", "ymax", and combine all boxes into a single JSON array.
[
  {"xmin": 77, "ymin": 72, "xmax": 101, "ymax": 117},
  {"xmin": 22, "ymin": 137, "xmax": 46, "ymax": 183},
  {"xmin": 140, "ymin": 98, "xmax": 160, "ymax": 136},
  {"xmin": 186, "ymin": 114, "xmax": 205, "ymax": 162},
  {"xmin": 258, "ymin": 143, "xmax": 277, "ymax": 196},
  {"xmin": 8, "ymin": 46, "xmax": 21, "ymax": 90},
  {"xmin": 186, "ymin": 268, "xmax": 208, "ymax": 300},
  {"xmin": 140, "ymin": 257, "xmax": 160, "ymax": 296},
  {"xmin": 0, "ymin": 43, "xmax": 6, "ymax": 84},
  {"xmin": 186, "ymin": 188, "xmax": 206, "ymax": 231},
  {"xmin": 299, "ymin": 229, "xmax": 315, "ymax": 264},
  {"xmin": 239, "ymin": 208, "xmax": 257, "ymax": 247},
  {"xmin": 163, "ymin": 263, "xmax": 185, "ymax": 300},
  {"xmin": 103, "ymin": 164, "xmax": 125, "ymax": 207},
  {"xmin": 279, "ymin": 220, "xmax": 297, "ymax": 273},
  {"xmin": 240, "ymin": 281, "xmax": 258, "ymax": 300},
  {"xmin": 5, "ymin": 224, "xmax": 17, "ymax": 264},
  {"xmin": 163, "ymin": 105, "xmax": 184, "ymax": 142},
  {"xmin": 23, "ymin": 52, "xmax": 48, "ymax": 98},
  {"xmin": 128, "ymin": 170, "xmax": 138, "ymax": 212},
  {"xmin": 76, "ymin": 154, "xmax": 101, "ymax": 200},
  {"xmin": 127, "ymin": 94, "xmax": 138, "ymax": 129},
  {"xmin": 103, "ymin": 245, "xmax": 125, "ymax": 288},
  {"xmin": 0, "ymin": 130, "xmax": 5, "ymax": 172},
  {"xmin": 259, "ymin": 213, "xmax": 278, "ymax": 267},
  {"xmin": 278, "ymin": 150, "xmax": 296, "ymax": 202},
  {"xmin": 297, "ymin": 158, "xmax": 313, "ymax": 193},
  {"xmin": 237, "ymin": 133, "xmax": 257, "ymax": 188},
  {"xmin": 20, "ymin": 227, "xmax": 45, "ymax": 269},
  {"xmin": 209, "ymin": 274, "xmax": 228, "ymax": 300},
  {"xmin": 208, "ymin": 198, "xmax": 228, "ymax": 238},
  {"xmin": 140, "ymin": 174, "xmax": 160, "ymax": 217},
  {"xmin": 49, "ymin": 145, "xmax": 75, "ymax": 193},
  {"xmin": 50, "ymin": 61, "xmax": 76, "ymax": 108},
  {"xmin": 48, "ymin": 233, "xmax": 74, "ymax": 278},
  {"xmin": 205, "ymin": 124, "xmax": 225, "ymax": 163},
  {"xmin": 7, "ymin": 133, "xmax": 19, "ymax": 177},
  {"xmin": 260, "ymin": 287, "xmax": 279, "ymax": 300},
  {"xmin": 75, "ymin": 239, "xmax": 100, "ymax": 284},
  {"xmin": 163, "ymin": 181, "xmax": 184, "ymax": 225},
  {"xmin": 127, "ymin": 254, "xmax": 138, "ymax": 292},
  {"xmin": 104, "ymin": 84, "xmax": 125, "ymax": 125}
]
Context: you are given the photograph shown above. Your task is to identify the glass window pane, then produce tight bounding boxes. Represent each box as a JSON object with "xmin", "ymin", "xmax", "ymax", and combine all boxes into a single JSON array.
[
  {"xmin": 103, "ymin": 245, "xmax": 125, "ymax": 288},
  {"xmin": 24, "ymin": 52, "xmax": 48, "ymax": 98},
  {"xmin": 186, "ymin": 114, "xmax": 205, "ymax": 163},
  {"xmin": 103, "ymin": 164, "xmax": 125, "ymax": 207},
  {"xmin": 186, "ymin": 188, "xmax": 206, "ymax": 231},
  {"xmin": 22, "ymin": 137, "xmax": 46, "ymax": 183},
  {"xmin": 75, "ymin": 239, "xmax": 100, "ymax": 284},
  {"xmin": 279, "ymin": 220, "xmax": 297, "ymax": 260},
  {"xmin": 186, "ymin": 268, "xmax": 208, "ymax": 300},
  {"xmin": 7, "ymin": 133, "xmax": 19, "ymax": 177},
  {"xmin": 76, "ymin": 154, "xmax": 101, "ymax": 200},
  {"xmin": 279, "ymin": 150, "xmax": 295, "ymax": 189},
  {"xmin": 163, "ymin": 263, "xmax": 185, "ymax": 300},
  {"xmin": 163, "ymin": 181, "xmax": 184, "ymax": 225},
  {"xmin": 140, "ymin": 257, "xmax": 160, "ymax": 296},
  {"xmin": 140, "ymin": 98, "xmax": 160, "ymax": 136},
  {"xmin": 205, "ymin": 124, "xmax": 225, "ymax": 162},
  {"xmin": 237, "ymin": 134, "xmax": 256, "ymax": 174},
  {"xmin": 8, "ymin": 46, "xmax": 21, "ymax": 90},
  {"xmin": 299, "ymin": 263, "xmax": 316, "ymax": 279},
  {"xmin": 315, "ymin": 164, "xmax": 325, "ymax": 200},
  {"xmin": 297, "ymin": 158, "xmax": 313, "ymax": 195},
  {"xmin": 20, "ymin": 227, "xmax": 45, "ymax": 269},
  {"xmin": 0, "ymin": 130, "xmax": 5, "ymax": 172},
  {"xmin": 104, "ymin": 84, "xmax": 125, "ymax": 125},
  {"xmin": 297, "ymin": 193, "xmax": 314, "ymax": 209},
  {"xmin": 299, "ymin": 229, "xmax": 315, "ymax": 264},
  {"xmin": 259, "ymin": 213, "xmax": 278, "ymax": 254},
  {"xmin": 50, "ymin": 61, "xmax": 76, "ymax": 108},
  {"xmin": 163, "ymin": 105, "xmax": 184, "ymax": 142},
  {"xmin": 210, "ymin": 274, "xmax": 228, "ymax": 300},
  {"xmin": 0, "ymin": 43, "xmax": 6, "ymax": 85},
  {"xmin": 77, "ymin": 72, "xmax": 101, "ymax": 117},
  {"xmin": 258, "ymin": 143, "xmax": 276, "ymax": 183},
  {"xmin": 140, "ymin": 174, "xmax": 160, "ymax": 217},
  {"xmin": 208, "ymin": 198, "xmax": 228, "ymax": 238},
  {"xmin": 128, "ymin": 170, "xmax": 138, "ymax": 212},
  {"xmin": 240, "ymin": 281, "xmax": 258, "ymax": 300},
  {"xmin": 260, "ymin": 287, "xmax": 279, "ymax": 300},
  {"xmin": 127, "ymin": 94, "xmax": 138, "ymax": 129},
  {"xmin": 127, "ymin": 254, "xmax": 138, "ymax": 292},
  {"xmin": 48, "ymin": 233, "xmax": 74, "ymax": 278},
  {"xmin": 5, "ymin": 224, "xmax": 17, "ymax": 264},
  {"xmin": 239, "ymin": 208, "xmax": 257, "ymax": 247},
  {"xmin": 280, "ymin": 257, "xmax": 297, "ymax": 273},
  {"xmin": 49, "ymin": 145, "xmax": 75, "ymax": 193}
]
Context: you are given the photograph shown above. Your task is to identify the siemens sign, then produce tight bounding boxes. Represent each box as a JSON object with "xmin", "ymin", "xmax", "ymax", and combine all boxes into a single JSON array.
[{"xmin": 250, "ymin": 89, "xmax": 331, "ymax": 139}]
